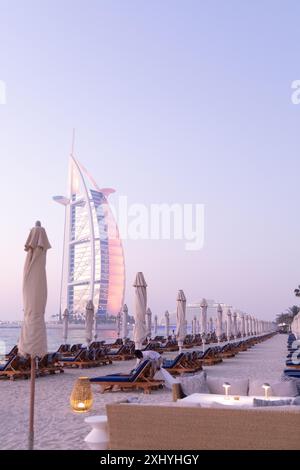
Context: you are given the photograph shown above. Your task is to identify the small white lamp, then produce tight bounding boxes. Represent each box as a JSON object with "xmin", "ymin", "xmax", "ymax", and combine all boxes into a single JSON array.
[
  {"xmin": 223, "ymin": 382, "xmax": 231, "ymax": 399},
  {"xmin": 262, "ymin": 383, "xmax": 271, "ymax": 399}
]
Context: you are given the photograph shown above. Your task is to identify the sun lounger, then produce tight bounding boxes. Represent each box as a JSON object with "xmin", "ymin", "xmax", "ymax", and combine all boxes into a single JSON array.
[
  {"xmin": 198, "ymin": 347, "xmax": 222, "ymax": 366},
  {"xmin": 107, "ymin": 344, "xmax": 135, "ymax": 361},
  {"xmin": 182, "ymin": 335, "xmax": 194, "ymax": 349},
  {"xmin": 70, "ymin": 343, "xmax": 83, "ymax": 353},
  {"xmin": 37, "ymin": 353, "xmax": 64, "ymax": 375},
  {"xmin": 106, "ymin": 338, "xmax": 124, "ymax": 348},
  {"xmin": 56, "ymin": 344, "xmax": 71, "ymax": 354},
  {"xmin": 90, "ymin": 360, "xmax": 163, "ymax": 394},
  {"xmin": 162, "ymin": 352, "xmax": 202, "ymax": 375},
  {"xmin": 0, "ymin": 355, "xmax": 31, "ymax": 380},
  {"xmin": 219, "ymin": 344, "xmax": 236, "ymax": 358},
  {"xmin": 159, "ymin": 340, "xmax": 179, "ymax": 352},
  {"xmin": 60, "ymin": 347, "xmax": 111, "ymax": 368},
  {"xmin": 153, "ymin": 336, "xmax": 165, "ymax": 342},
  {"xmin": 142, "ymin": 341, "xmax": 163, "ymax": 353}
]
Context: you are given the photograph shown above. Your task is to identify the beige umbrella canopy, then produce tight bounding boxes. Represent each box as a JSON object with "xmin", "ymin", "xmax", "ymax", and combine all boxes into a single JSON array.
[
  {"xmin": 232, "ymin": 312, "xmax": 238, "ymax": 339},
  {"xmin": 85, "ymin": 300, "xmax": 94, "ymax": 347},
  {"xmin": 19, "ymin": 222, "xmax": 50, "ymax": 357},
  {"xmin": 122, "ymin": 304, "xmax": 128, "ymax": 342},
  {"xmin": 154, "ymin": 315, "xmax": 158, "ymax": 336},
  {"xmin": 200, "ymin": 298, "xmax": 208, "ymax": 352},
  {"xmin": 62, "ymin": 308, "xmax": 69, "ymax": 345},
  {"xmin": 241, "ymin": 314, "xmax": 246, "ymax": 337},
  {"xmin": 176, "ymin": 289, "xmax": 186, "ymax": 352},
  {"xmin": 164, "ymin": 310, "xmax": 170, "ymax": 338},
  {"xmin": 146, "ymin": 307, "xmax": 152, "ymax": 339},
  {"xmin": 226, "ymin": 309, "xmax": 232, "ymax": 341},
  {"xmin": 216, "ymin": 304, "xmax": 223, "ymax": 342},
  {"xmin": 133, "ymin": 272, "xmax": 148, "ymax": 350},
  {"xmin": 200, "ymin": 298, "xmax": 208, "ymax": 337},
  {"xmin": 18, "ymin": 221, "xmax": 51, "ymax": 450},
  {"xmin": 116, "ymin": 311, "xmax": 121, "ymax": 338},
  {"xmin": 192, "ymin": 316, "xmax": 197, "ymax": 335}
]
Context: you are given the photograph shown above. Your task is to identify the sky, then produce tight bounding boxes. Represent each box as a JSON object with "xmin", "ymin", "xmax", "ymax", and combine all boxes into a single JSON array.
[{"xmin": 0, "ymin": 0, "xmax": 300, "ymax": 322}]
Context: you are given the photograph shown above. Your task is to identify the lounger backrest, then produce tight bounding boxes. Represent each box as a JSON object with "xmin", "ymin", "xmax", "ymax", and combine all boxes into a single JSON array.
[
  {"xmin": 0, "ymin": 354, "xmax": 16, "ymax": 370},
  {"xmin": 67, "ymin": 348, "xmax": 87, "ymax": 360},
  {"xmin": 173, "ymin": 352, "xmax": 185, "ymax": 366},
  {"xmin": 6, "ymin": 345, "xmax": 18, "ymax": 357},
  {"xmin": 203, "ymin": 347, "xmax": 211, "ymax": 358},
  {"xmin": 130, "ymin": 360, "xmax": 151, "ymax": 381}
]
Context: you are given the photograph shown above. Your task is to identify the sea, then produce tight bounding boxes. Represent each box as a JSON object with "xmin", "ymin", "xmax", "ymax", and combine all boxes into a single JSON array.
[{"xmin": 0, "ymin": 325, "xmax": 175, "ymax": 354}]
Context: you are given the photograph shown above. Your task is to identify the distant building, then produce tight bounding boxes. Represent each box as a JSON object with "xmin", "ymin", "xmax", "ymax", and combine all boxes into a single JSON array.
[{"xmin": 54, "ymin": 155, "xmax": 125, "ymax": 322}]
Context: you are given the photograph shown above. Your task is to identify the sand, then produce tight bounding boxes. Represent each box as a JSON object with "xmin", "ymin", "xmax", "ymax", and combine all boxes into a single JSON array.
[{"xmin": 0, "ymin": 334, "xmax": 287, "ymax": 450}]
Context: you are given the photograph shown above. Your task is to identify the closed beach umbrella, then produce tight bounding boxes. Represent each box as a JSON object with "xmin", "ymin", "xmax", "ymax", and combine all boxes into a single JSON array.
[
  {"xmin": 246, "ymin": 315, "xmax": 250, "ymax": 336},
  {"xmin": 192, "ymin": 316, "xmax": 197, "ymax": 335},
  {"xmin": 122, "ymin": 304, "xmax": 128, "ymax": 342},
  {"xmin": 209, "ymin": 317, "xmax": 213, "ymax": 333},
  {"xmin": 200, "ymin": 298, "xmax": 208, "ymax": 335},
  {"xmin": 176, "ymin": 290, "xmax": 186, "ymax": 352},
  {"xmin": 200, "ymin": 299, "xmax": 208, "ymax": 352},
  {"xmin": 226, "ymin": 309, "xmax": 232, "ymax": 341},
  {"xmin": 146, "ymin": 307, "xmax": 152, "ymax": 339},
  {"xmin": 216, "ymin": 304, "xmax": 223, "ymax": 342},
  {"xmin": 258, "ymin": 319, "xmax": 262, "ymax": 335},
  {"xmin": 240, "ymin": 313, "xmax": 245, "ymax": 337},
  {"xmin": 232, "ymin": 312, "xmax": 238, "ymax": 339},
  {"xmin": 133, "ymin": 272, "xmax": 148, "ymax": 350},
  {"xmin": 250, "ymin": 316, "xmax": 253, "ymax": 335},
  {"xmin": 62, "ymin": 308, "xmax": 69, "ymax": 345},
  {"xmin": 18, "ymin": 221, "xmax": 51, "ymax": 450},
  {"xmin": 165, "ymin": 310, "xmax": 170, "ymax": 338},
  {"xmin": 93, "ymin": 313, "xmax": 98, "ymax": 341},
  {"xmin": 116, "ymin": 311, "xmax": 121, "ymax": 338},
  {"xmin": 85, "ymin": 300, "xmax": 94, "ymax": 347},
  {"xmin": 154, "ymin": 315, "xmax": 158, "ymax": 336}
]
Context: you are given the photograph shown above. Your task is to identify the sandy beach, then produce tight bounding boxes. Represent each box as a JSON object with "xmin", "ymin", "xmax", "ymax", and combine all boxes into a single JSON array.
[{"xmin": 0, "ymin": 334, "xmax": 287, "ymax": 450}]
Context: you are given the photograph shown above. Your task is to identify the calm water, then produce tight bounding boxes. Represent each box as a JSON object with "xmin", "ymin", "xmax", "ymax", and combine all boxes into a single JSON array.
[{"xmin": 0, "ymin": 325, "xmax": 173, "ymax": 354}]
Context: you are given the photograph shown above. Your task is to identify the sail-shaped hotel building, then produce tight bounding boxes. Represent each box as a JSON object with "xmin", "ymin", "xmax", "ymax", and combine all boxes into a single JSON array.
[{"xmin": 54, "ymin": 155, "xmax": 125, "ymax": 322}]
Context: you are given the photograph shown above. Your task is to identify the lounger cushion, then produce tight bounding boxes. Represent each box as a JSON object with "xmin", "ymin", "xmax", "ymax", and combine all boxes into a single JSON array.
[
  {"xmin": 253, "ymin": 398, "xmax": 293, "ymax": 407},
  {"xmin": 60, "ymin": 356, "xmax": 77, "ymax": 362},
  {"xmin": 207, "ymin": 377, "xmax": 249, "ymax": 396},
  {"xmin": 179, "ymin": 371, "xmax": 209, "ymax": 396},
  {"xmin": 249, "ymin": 379, "xmax": 298, "ymax": 397},
  {"xmin": 90, "ymin": 360, "xmax": 149, "ymax": 384},
  {"xmin": 90, "ymin": 376, "xmax": 133, "ymax": 383}
]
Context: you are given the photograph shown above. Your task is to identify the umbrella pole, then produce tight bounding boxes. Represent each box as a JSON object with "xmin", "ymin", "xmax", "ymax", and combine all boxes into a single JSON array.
[{"xmin": 28, "ymin": 356, "xmax": 36, "ymax": 450}]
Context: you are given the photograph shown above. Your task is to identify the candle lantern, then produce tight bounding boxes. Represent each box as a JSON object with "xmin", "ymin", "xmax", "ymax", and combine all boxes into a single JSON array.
[{"xmin": 70, "ymin": 377, "xmax": 93, "ymax": 413}]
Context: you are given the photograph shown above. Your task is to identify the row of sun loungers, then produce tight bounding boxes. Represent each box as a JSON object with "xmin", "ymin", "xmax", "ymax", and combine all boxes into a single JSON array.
[
  {"xmin": 1, "ymin": 333, "xmax": 275, "ymax": 381},
  {"xmin": 0, "ymin": 353, "xmax": 64, "ymax": 380}
]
